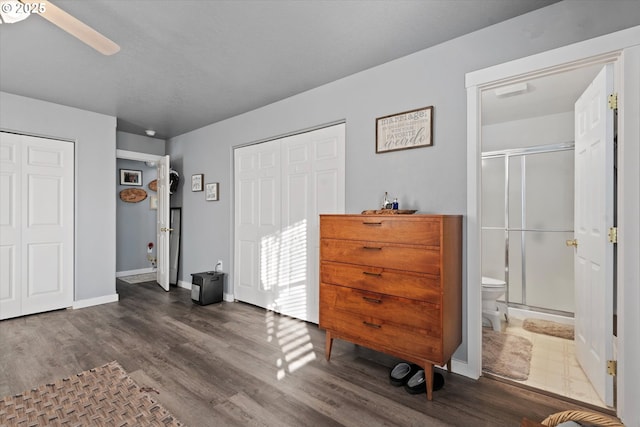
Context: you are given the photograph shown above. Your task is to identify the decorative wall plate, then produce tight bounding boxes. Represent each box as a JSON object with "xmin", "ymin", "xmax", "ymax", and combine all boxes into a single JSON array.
[
  {"xmin": 148, "ymin": 179, "xmax": 158, "ymax": 192},
  {"xmin": 120, "ymin": 188, "xmax": 148, "ymax": 203}
]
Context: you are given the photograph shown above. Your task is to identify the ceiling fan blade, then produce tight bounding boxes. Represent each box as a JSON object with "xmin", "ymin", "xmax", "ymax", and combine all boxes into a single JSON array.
[{"xmin": 27, "ymin": 0, "xmax": 120, "ymax": 55}]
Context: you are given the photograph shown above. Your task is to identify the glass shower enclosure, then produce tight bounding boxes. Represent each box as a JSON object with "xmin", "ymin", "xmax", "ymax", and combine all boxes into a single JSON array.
[{"xmin": 481, "ymin": 142, "xmax": 575, "ymax": 315}]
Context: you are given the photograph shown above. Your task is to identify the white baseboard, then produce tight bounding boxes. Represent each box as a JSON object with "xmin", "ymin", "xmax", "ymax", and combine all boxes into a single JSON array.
[
  {"xmin": 116, "ymin": 268, "xmax": 155, "ymax": 277},
  {"xmin": 223, "ymin": 293, "xmax": 234, "ymax": 302},
  {"xmin": 73, "ymin": 293, "xmax": 119, "ymax": 309}
]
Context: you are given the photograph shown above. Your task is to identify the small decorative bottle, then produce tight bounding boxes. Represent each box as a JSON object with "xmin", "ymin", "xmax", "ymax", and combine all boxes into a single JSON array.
[
  {"xmin": 382, "ymin": 192, "xmax": 390, "ymax": 209},
  {"xmin": 392, "ymin": 198, "xmax": 399, "ymax": 210}
]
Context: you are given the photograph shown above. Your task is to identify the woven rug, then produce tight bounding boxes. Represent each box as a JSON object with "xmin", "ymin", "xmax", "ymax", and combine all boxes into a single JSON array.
[
  {"xmin": 0, "ymin": 361, "xmax": 183, "ymax": 426},
  {"xmin": 119, "ymin": 272, "xmax": 157, "ymax": 284},
  {"xmin": 523, "ymin": 318, "xmax": 575, "ymax": 340},
  {"xmin": 483, "ymin": 328, "xmax": 533, "ymax": 381}
]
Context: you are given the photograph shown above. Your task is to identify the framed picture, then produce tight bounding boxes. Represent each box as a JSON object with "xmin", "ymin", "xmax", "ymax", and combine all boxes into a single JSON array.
[
  {"xmin": 375, "ymin": 106, "xmax": 433, "ymax": 153},
  {"xmin": 205, "ymin": 182, "xmax": 219, "ymax": 201},
  {"xmin": 191, "ymin": 174, "xmax": 204, "ymax": 192},
  {"xmin": 120, "ymin": 169, "xmax": 143, "ymax": 186}
]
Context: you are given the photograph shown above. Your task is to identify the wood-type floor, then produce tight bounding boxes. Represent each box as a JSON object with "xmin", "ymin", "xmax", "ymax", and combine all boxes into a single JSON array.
[{"xmin": 0, "ymin": 280, "xmax": 615, "ymax": 427}]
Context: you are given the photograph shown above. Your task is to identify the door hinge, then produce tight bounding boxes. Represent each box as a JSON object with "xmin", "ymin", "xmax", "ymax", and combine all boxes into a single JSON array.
[
  {"xmin": 608, "ymin": 227, "xmax": 618, "ymax": 244},
  {"xmin": 607, "ymin": 360, "xmax": 617, "ymax": 376},
  {"xmin": 608, "ymin": 93, "xmax": 618, "ymax": 110}
]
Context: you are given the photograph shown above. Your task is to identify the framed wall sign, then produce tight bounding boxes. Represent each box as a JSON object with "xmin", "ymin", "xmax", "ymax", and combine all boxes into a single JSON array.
[
  {"xmin": 376, "ymin": 106, "xmax": 433, "ymax": 153},
  {"xmin": 205, "ymin": 182, "xmax": 219, "ymax": 201},
  {"xmin": 120, "ymin": 169, "xmax": 143, "ymax": 186},
  {"xmin": 191, "ymin": 174, "xmax": 203, "ymax": 191}
]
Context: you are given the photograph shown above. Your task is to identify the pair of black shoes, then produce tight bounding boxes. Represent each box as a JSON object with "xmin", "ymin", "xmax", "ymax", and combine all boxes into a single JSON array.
[{"xmin": 389, "ymin": 362, "xmax": 444, "ymax": 394}]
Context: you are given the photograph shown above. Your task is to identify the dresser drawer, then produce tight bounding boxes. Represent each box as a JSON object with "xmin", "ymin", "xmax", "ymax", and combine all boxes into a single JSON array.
[
  {"xmin": 321, "ymin": 261, "xmax": 441, "ymax": 304},
  {"xmin": 321, "ymin": 283, "xmax": 441, "ymax": 334},
  {"xmin": 320, "ymin": 215, "xmax": 441, "ymax": 246},
  {"xmin": 319, "ymin": 304, "xmax": 444, "ymax": 363},
  {"xmin": 321, "ymin": 239, "xmax": 440, "ymax": 275}
]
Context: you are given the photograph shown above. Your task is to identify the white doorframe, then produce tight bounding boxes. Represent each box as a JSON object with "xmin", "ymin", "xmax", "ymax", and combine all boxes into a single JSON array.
[{"xmin": 466, "ymin": 26, "xmax": 640, "ymax": 423}]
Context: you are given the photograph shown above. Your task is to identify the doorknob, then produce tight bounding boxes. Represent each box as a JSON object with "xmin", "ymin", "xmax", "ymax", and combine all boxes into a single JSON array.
[
  {"xmin": 161, "ymin": 227, "xmax": 174, "ymax": 232},
  {"xmin": 566, "ymin": 239, "xmax": 578, "ymax": 248}
]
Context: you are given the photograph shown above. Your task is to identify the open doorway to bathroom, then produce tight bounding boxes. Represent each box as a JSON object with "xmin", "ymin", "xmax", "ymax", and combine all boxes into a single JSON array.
[
  {"xmin": 479, "ymin": 63, "xmax": 613, "ymax": 409},
  {"xmin": 115, "ymin": 149, "xmax": 173, "ymax": 291}
]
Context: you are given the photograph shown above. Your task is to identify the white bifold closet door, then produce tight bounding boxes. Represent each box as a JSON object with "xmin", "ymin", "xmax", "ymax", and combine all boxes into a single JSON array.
[
  {"xmin": 234, "ymin": 123, "xmax": 345, "ymax": 323},
  {"xmin": 0, "ymin": 132, "xmax": 74, "ymax": 320}
]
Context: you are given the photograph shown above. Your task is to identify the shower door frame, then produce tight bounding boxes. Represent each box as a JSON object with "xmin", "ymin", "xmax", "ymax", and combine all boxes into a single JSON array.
[{"xmin": 481, "ymin": 142, "xmax": 575, "ymax": 316}]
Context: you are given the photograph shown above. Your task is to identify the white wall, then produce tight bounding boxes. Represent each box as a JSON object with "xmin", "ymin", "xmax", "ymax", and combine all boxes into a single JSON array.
[
  {"xmin": 116, "ymin": 131, "xmax": 165, "ymax": 156},
  {"xmin": 168, "ymin": 1, "xmax": 640, "ymax": 364},
  {"xmin": 0, "ymin": 92, "xmax": 117, "ymax": 303},
  {"xmin": 482, "ymin": 111, "xmax": 574, "ymax": 151}
]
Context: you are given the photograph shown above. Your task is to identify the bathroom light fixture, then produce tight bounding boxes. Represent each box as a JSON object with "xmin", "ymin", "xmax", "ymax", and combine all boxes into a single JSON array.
[
  {"xmin": 494, "ymin": 82, "xmax": 528, "ymax": 97},
  {"xmin": 145, "ymin": 129, "xmax": 156, "ymax": 137}
]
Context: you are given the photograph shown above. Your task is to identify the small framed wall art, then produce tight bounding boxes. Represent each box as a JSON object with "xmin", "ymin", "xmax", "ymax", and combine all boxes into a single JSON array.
[
  {"xmin": 120, "ymin": 169, "xmax": 143, "ymax": 186},
  {"xmin": 191, "ymin": 174, "xmax": 204, "ymax": 191},
  {"xmin": 205, "ymin": 182, "xmax": 219, "ymax": 201},
  {"xmin": 376, "ymin": 105, "xmax": 433, "ymax": 153}
]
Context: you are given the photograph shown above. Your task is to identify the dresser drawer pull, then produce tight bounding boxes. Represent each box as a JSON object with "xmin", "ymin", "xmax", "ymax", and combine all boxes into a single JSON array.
[
  {"xmin": 362, "ymin": 296, "xmax": 382, "ymax": 304},
  {"xmin": 363, "ymin": 321, "xmax": 381, "ymax": 329},
  {"xmin": 362, "ymin": 271, "xmax": 382, "ymax": 277},
  {"xmin": 362, "ymin": 246, "xmax": 382, "ymax": 250},
  {"xmin": 362, "ymin": 221, "xmax": 383, "ymax": 226}
]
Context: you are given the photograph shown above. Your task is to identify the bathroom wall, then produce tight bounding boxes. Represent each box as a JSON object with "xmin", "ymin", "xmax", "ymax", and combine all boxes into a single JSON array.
[{"xmin": 481, "ymin": 111, "xmax": 575, "ymax": 313}]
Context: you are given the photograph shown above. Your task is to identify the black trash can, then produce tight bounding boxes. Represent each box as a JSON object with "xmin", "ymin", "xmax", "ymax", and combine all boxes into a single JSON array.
[{"xmin": 191, "ymin": 271, "xmax": 224, "ymax": 305}]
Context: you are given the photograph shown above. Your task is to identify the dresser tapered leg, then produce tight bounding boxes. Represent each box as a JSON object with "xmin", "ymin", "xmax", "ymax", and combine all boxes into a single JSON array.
[
  {"xmin": 447, "ymin": 359, "xmax": 452, "ymax": 372},
  {"xmin": 325, "ymin": 332, "xmax": 333, "ymax": 361},
  {"xmin": 425, "ymin": 363, "xmax": 434, "ymax": 401}
]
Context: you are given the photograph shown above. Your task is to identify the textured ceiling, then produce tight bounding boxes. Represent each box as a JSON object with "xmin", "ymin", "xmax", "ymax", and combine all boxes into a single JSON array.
[{"xmin": 0, "ymin": 0, "xmax": 560, "ymax": 139}]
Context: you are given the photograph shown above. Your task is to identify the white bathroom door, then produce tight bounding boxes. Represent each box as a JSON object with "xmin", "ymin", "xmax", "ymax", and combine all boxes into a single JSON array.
[
  {"xmin": 0, "ymin": 132, "xmax": 74, "ymax": 319},
  {"xmin": 156, "ymin": 155, "xmax": 170, "ymax": 291},
  {"xmin": 573, "ymin": 64, "xmax": 615, "ymax": 406}
]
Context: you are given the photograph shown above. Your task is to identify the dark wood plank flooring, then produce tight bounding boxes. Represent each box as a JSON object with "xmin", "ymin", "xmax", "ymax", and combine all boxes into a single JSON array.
[{"xmin": 0, "ymin": 281, "xmax": 614, "ymax": 426}]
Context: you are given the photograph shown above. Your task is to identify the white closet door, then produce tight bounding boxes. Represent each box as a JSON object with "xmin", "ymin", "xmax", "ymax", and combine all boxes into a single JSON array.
[
  {"xmin": 234, "ymin": 123, "xmax": 345, "ymax": 323},
  {"xmin": 0, "ymin": 133, "xmax": 22, "ymax": 319},
  {"xmin": 280, "ymin": 124, "xmax": 345, "ymax": 323},
  {"xmin": 234, "ymin": 139, "xmax": 281, "ymax": 310},
  {"xmin": 0, "ymin": 132, "xmax": 74, "ymax": 319}
]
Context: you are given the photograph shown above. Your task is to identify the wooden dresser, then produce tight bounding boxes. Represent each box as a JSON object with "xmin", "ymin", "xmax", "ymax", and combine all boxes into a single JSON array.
[{"xmin": 319, "ymin": 214, "xmax": 462, "ymax": 400}]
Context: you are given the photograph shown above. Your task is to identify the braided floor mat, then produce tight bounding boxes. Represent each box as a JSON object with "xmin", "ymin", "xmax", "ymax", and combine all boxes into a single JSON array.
[{"xmin": 0, "ymin": 361, "xmax": 184, "ymax": 426}]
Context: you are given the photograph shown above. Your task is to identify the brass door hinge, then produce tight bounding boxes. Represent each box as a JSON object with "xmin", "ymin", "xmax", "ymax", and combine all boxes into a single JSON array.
[
  {"xmin": 607, "ymin": 360, "xmax": 617, "ymax": 376},
  {"xmin": 608, "ymin": 93, "xmax": 618, "ymax": 110},
  {"xmin": 608, "ymin": 227, "xmax": 618, "ymax": 244}
]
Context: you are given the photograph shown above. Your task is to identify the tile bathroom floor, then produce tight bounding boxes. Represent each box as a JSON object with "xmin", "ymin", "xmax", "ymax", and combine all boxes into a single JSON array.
[{"xmin": 488, "ymin": 317, "xmax": 607, "ymax": 409}]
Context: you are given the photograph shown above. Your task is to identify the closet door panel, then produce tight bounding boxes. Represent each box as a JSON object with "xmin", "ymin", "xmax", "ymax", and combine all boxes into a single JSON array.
[
  {"xmin": 0, "ymin": 135, "xmax": 21, "ymax": 319},
  {"xmin": 0, "ymin": 132, "xmax": 73, "ymax": 319},
  {"xmin": 234, "ymin": 124, "xmax": 345, "ymax": 323}
]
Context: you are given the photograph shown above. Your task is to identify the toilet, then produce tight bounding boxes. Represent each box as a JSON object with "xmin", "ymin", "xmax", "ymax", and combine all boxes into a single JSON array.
[{"xmin": 482, "ymin": 276, "xmax": 507, "ymax": 331}]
